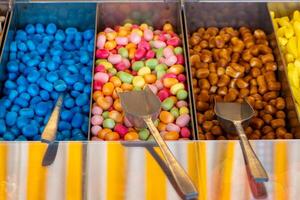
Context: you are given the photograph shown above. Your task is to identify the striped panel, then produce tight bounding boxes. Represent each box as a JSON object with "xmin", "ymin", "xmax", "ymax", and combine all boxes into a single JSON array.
[
  {"xmin": 274, "ymin": 142, "xmax": 288, "ymax": 200},
  {"xmin": 146, "ymin": 147, "xmax": 166, "ymax": 200},
  {"xmin": 26, "ymin": 143, "xmax": 48, "ymax": 200},
  {"xmin": 106, "ymin": 143, "xmax": 127, "ymax": 200},
  {"xmin": 65, "ymin": 142, "xmax": 83, "ymax": 200},
  {"xmin": 0, "ymin": 143, "xmax": 7, "ymax": 200}
]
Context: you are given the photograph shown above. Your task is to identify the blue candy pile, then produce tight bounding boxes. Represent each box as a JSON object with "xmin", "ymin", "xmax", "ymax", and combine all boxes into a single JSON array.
[{"xmin": 0, "ymin": 23, "xmax": 94, "ymax": 141}]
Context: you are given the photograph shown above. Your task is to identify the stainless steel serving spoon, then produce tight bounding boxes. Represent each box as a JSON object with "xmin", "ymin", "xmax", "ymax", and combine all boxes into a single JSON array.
[
  {"xmin": 119, "ymin": 86, "xmax": 198, "ymax": 200},
  {"xmin": 214, "ymin": 100, "xmax": 268, "ymax": 182}
]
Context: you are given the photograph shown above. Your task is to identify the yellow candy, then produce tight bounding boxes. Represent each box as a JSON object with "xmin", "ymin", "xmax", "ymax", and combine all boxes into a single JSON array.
[
  {"xmin": 270, "ymin": 11, "xmax": 276, "ymax": 19},
  {"xmin": 118, "ymin": 28, "xmax": 128, "ymax": 37},
  {"xmin": 285, "ymin": 53, "xmax": 295, "ymax": 63},
  {"xmin": 170, "ymin": 83, "xmax": 184, "ymax": 95},
  {"xmin": 288, "ymin": 63, "xmax": 299, "ymax": 88},
  {"xmin": 179, "ymin": 106, "xmax": 189, "ymax": 115},
  {"xmin": 124, "ymin": 23, "xmax": 133, "ymax": 29},
  {"xmin": 132, "ymin": 76, "xmax": 145, "ymax": 88},
  {"xmin": 140, "ymin": 23, "xmax": 149, "ymax": 31},
  {"xmin": 167, "ymin": 64, "xmax": 184, "ymax": 75},
  {"xmin": 285, "ymin": 26, "xmax": 294, "ymax": 39},
  {"xmin": 163, "ymin": 23, "xmax": 173, "ymax": 32},
  {"xmin": 138, "ymin": 67, "xmax": 151, "ymax": 76},
  {"xmin": 295, "ymin": 59, "xmax": 300, "ymax": 68},
  {"xmin": 106, "ymin": 31, "xmax": 117, "ymax": 41},
  {"xmin": 293, "ymin": 21, "xmax": 300, "ymax": 56},
  {"xmin": 99, "ymin": 60, "xmax": 113, "ymax": 69},
  {"xmin": 287, "ymin": 36, "xmax": 298, "ymax": 58},
  {"xmin": 278, "ymin": 16, "xmax": 290, "ymax": 27},
  {"xmin": 278, "ymin": 37, "xmax": 288, "ymax": 46},
  {"xmin": 293, "ymin": 10, "xmax": 300, "ymax": 21},
  {"xmin": 132, "ymin": 29, "xmax": 143, "ymax": 36},
  {"xmin": 277, "ymin": 26, "xmax": 286, "ymax": 37},
  {"xmin": 105, "ymin": 40, "xmax": 117, "ymax": 50}
]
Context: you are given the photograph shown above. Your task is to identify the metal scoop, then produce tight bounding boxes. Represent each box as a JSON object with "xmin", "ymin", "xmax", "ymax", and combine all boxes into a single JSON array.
[
  {"xmin": 119, "ymin": 86, "xmax": 198, "ymax": 200},
  {"xmin": 214, "ymin": 100, "xmax": 268, "ymax": 182}
]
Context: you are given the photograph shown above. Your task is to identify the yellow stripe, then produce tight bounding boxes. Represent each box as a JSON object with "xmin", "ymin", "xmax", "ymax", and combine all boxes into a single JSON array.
[
  {"xmin": 27, "ymin": 143, "xmax": 48, "ymax": 200},
  {"xmin": 66, "ymin": 142, "xmax": 83, "ymax": 200},
  {"xmin": 146, "ymin": 147, "xmax": 166, "ymax": 200},
  {"xmin": 0, "ymin": 144, "xmax": 7, "ymax": 200},
  {"xmin": 274, "ymin": 142, "xmax": 288, "ymax": 200},
  {"xmin": 218, "ymin": 142, "xmax": 235, "ymax": 200},
  {"xmin": 188, "ymin": 142, "xmax": 206, "ymax": 200},
  {"xmin": 107, "ymin": 143, "xmax": 126, "ymax": 200}
]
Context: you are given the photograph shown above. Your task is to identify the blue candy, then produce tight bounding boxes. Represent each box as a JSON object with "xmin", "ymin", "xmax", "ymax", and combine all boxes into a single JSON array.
[
  {"xmin": 58, "ymin": 121, "xmax": 71, "ymax": 131},
  {"xmin": 33, "ymin": 135, "xmax": 41, "ymax": 141},
  {"xmin": 17, "ymin": 116, "xmax": 30, "ymax": 129},
  {"xmin": 61, "ymin": 110, "xmax": 73, "ymax": 121},
  {"xmin": 20, "ymin": 93, "xmax": 30, "ymax": 101},
  {"xmin": 73, "ymin": 82, "xmax": 84, "ymax": 91},
  {"xmin": 71, "ymin": 113, "xmax": 83, "ymax": 128},
  {"xmin": 83, "ymin": 29, "xmax": 94, "ymax": 40},
  {"xmin": 84, "ymin": 85, "xmax": 91, "ymax": 94},
  {"xmin": 65, "ymin": 27, "xmax": 77, "ymax": 35},
  {"xmin": 71, "ymin": 91, "xmax": 80, "ymax": 98},
  {"xmin": 10, "ymin": 41, "xmax": 17, "ymax": 52},
  {"xmin": 26, "ymin": 40, "xmax": 36, "ymax": 51},
  {"xmin": 19, "ymin": 108, "xmax": 34, "ymax": 118},
  {"xmin": 14, "ymin": 97, "xmax": 28, "ymax": 107},
  {"xmin": 25, "ymin": 24, "xmax": 35, "ymax": 34},
  {"xmin": 10, "ymin": 127, "xmax": 19, "ymax": 136},
  {"xmin": 64, "ymin": 97, "xmax": 75, "ymax": 108},
  {"xmin": 11, "ymin": 105, "xmax": 20, "ymax": 112},
  {"xmin": 27, "ymin": 59, "xmax": 39, "ymax": 68},
  {"xmin": 51, "ymin": 92, "xmax": 59, "ymax": 100},
  {"xmin": 46, "ymin": 23, "xmax": 57, "ymax": 35},
  {"xmin": 7, "ymin": 61, "xmax": 19, "ymax": 72},
  {"xmin": 0, "ymin": 106, "xmax": 6, "ymax": 118},
  {"xmin": 55, "ymin": 30, "xmax": 66, "ymax": 41},
  {"xmin": 76, "ymin": 94, "xmax": 89, "ymax": 106},
  {"xmin": 3, "ymin": 133, "xmax": 15, "ymax": 141},
  {"xmin": 17, "ymin": 85, "xmax": 27, "ymax": 93},
  {"xmin": 8, "ymin": 90, "xmax": 18, "ymax": 100},
  {"xmin": 61, "ymin": 130, "xmax": 71, "ymax": 139},
  {"xmin": 35, "ymin": 102, "xmax": 48, "ymax": 116},
  {"xmin": 39, "ymin": 78, "xmax": 53, "ymax": 92},
  {"xmin": 17, "ymin": 75, "xmax": 28, "ymax": 85},
  {"xmin": 0, "ymin": 119, "xmax": 6, "ymax": 134},
  {"xmin": 36, "ymin": 23, "xmax": 44, "ymax": 33},
  {"xmin": 40, "ymin": 90, "xmax": 50, "ymax": 101},
  {"xmin": 30, "ymin": 96, "xmax": 42, "ymax": 105},
  {"xmin": 54, "ymin": 79, "xmax": 67, "ymax": 92},
  {"xmin": 82, "ymin": 105, "xmax": 90, "ymax": 113},
  {"xmin": 6, "ymin": 111, "xmax": 17, "ymax": 126},
  {"xmin": 46, "ymin": 71, "xmax": 59, "ymax": 82},
  {"xmin": 18, "ymin": 42, "xmax": 28, "ymax": 52},
  {"xmin": 16, "ymin": 135, "xmax": 27, "ymax": 141},
  {"xmin": 64, "ymin": 74, "xmax": 79, "ymax": 85},
  {"xmin": 27, "ymin": 70, "xmax": 40, "ymax": 83},
  {"xmin": 27, "ymin": 84, "xmax": 40, "ymax": 96},
  {"xmin": 5, "ymin": 80, "xmax": 17, "ymax": 89},
  {"xmin": 3, "ymin": 99, "xmax": 11, "ymax": 108},
  {"xmin": 22, "ymin": 124, "xmax": 38, "ymax": 137}
]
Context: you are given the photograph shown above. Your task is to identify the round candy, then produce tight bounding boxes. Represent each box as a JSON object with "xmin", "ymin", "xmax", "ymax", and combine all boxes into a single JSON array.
[{"xmin": 103, "ymin": 118, "xmax": 115, "ymax": 129}]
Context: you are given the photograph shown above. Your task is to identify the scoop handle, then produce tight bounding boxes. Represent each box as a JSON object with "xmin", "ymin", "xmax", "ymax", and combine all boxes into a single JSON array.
[
  {"xmin": 234, "ymin": 121, "xmax": 268, "ymax": 182},
  {"xmin": 144, "ymin": 117, "xmax": 198, "ymax": 199}
]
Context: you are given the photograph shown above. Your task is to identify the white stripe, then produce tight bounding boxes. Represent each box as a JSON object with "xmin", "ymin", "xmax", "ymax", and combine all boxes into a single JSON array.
[
  {"xmin": 46, "ymin": 143, "xmax": 67, "ymax": 200},
  {"xmin": 167, "ymin": 142, "xmax": 182, "ymax": 200},
  {"xmin": 7, "ymin": 143, "xmax": 28, "ymax": 200},
  {"xmin": 288, "ymin": 142, "xmax": 300, "ymax": 200},
  {"xmin": 125, "ymin": 146, "xmax": 145, "ymax": 200},
  {"xmin": 86, "ymin": 142, "xmax": 107, "ymax": 200}
]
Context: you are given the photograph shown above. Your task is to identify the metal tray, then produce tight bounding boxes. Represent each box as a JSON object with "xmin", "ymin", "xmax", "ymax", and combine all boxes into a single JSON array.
[
  {"xmin": 90, "ymin": 1, "xmax": 198, "ymax": 140},
  {"xmin": 182, "ymin": 1, "xmax": 300, "ymax": 139}
]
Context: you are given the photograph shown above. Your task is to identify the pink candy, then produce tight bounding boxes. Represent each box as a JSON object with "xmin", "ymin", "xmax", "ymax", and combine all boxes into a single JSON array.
[
  {"xmin": 92, "ymin": 136, "xmax": 102, "ymax": 141},
  {"xmin": 176, "ymin": 54, "xmax": 184, "ymax": 65},
  {"xmin": 138, "ymin": 40, "xmax": 150, "ymax": 51},
  {"xmin": 95, "ymin": 65, "xmax": 106, "ymax": 73},
  {"xmin": 122, "ymin": 58, "xmax": 130, "ymax": 68},
  {"xmin": 157, "ymin": 88, "xmax": 170, "ymax": 101},
  {"xmin": 163, "ymin": 47, "xmax": 174, "ymax": 58},
  {"xmin": 92, "ymin": 106, "xmax": 103, "ymax": 115},
  {"xmin": 166, "ymin": 123, "xmax": 181, "ymax": 133},
  {"xmin": 177, "ymin": 74, "xmax": 186, "ymax": 82},
  {"xmin": 164, "ymin": 55, "xmax": 177, "ymax": 66},
  {"xmin": 175, "ymin": 114, "xmax": 190, "ymax": 127},
  {"xmin": 97, "ymin": 34, "xmax": 106, "ymax": 49},
  {"xmin": 115, "ymin": 61, "xmax": 127, "ymax": 71},
  {"xmin": 114, "ymin": 124, "xmax": 128, "ymax": 137},
  {"xmin": 93, "ymin": 81, "xmax": 103, "ymax": 91},
  {"xmin": 167, "ymin": 37, "xmax": 180, "ymax": 47},
  {"xmin": 163, "ymin": 73, "xmax": 177, "ymax": 79},
  {"xmin": 135, "ymin": 48, "xmax": 146, "ymax": 60},
  {"xmin": 91, "ymin": 125, "xmax": 102, "ymax": 136},
  {"xmin": 155, "ymin": 80, "xmax": 164, "ymax": 90},
  {"xmin": 96, "ymin": 49, "xmax": 109, "ymax": 59},
  {"xmin": 104, "ymin": 27, "xmax": 114, "ymax": 33},
  {"xmin": 130, "ymin": 32, "xmax": 141, "ymax": 44},
  {"xmin": 94, "ymin": 72, "xmax": 109, "ymax": 83},
  {"xmin": 144, "ymin": 29, "xmax": 153, "ymax": 41},
  {"xmin": 176, "ymin": 100, "xmax": 188, "ymax": 108},
  {"xmin": 108, "ymin": 54, "xmax": 122, "ymax": 64},
  {"xmin": 152, "ymin": 40, "xmax": 166, "ymax": 48},
  {"xmin": 146, "ymin": 50, "xmax": 155, "ymax": 59},
  {"xmin": 148, "ymin": 84, "xmax": 158, "ymax": 94},
  {"xmin": 115, "ymin": 36, "xmax": 128, "ymax": 45},
  {"xmin": 180, "ymin": 127, "xmax": 191, "ymax": 138},
  {"xmin": 91, "ymin": 115, "xmax": 104, "ymax": 126}
]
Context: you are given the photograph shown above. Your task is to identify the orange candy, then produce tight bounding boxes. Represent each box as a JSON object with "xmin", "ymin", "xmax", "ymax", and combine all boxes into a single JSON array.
[
  {"xmin": 163, "ymin": 23, "xmax": 173, "ymax": 32},
  {"xmin": 163, "ymin": 78, "xmax": 178, "ymax": 88},
  {"xmin": 106, "ymin": 31, "xmax": 117, "ymax": 41},
  {"xmin": 159, "ymin": 111, "xmax": 175, "ymax": 124},
  {"xmin": 163, "ymin": 131, "xmax": 179, "ymax": 140},
  {"xmin": 144, "ymin": 74, "xmax": 157, "ymax": 84},
  {"xmin": 113, "ymin": 99, "xmax": 123, "ymax": 112},
  {"xmin": 93, "ymin": 91, "xmax": 103, "ymax": 101},
  {"xmin": 128, "ymin": 48, "xmax": 136, "ymax": 59},
  {"xmin": 98, "ymin": 128, "xmax": 112, "ymax": 139},
  {"xmin": 124, "ymin": 132, "xmax": 139, "ymax": 141},
  {"xmin": 102, "ymin": 82, "xmax": 115, "ymax": 96},
  {"xmin": 105, "ymin": 132, "xmax": 120, "ymax": 141},
  {"xmin": 168, "ymin": 64, "xmax": 184, "ymax": 75},
  {"xmin": 112, "ymin": 88, "xmax": 122, "ymax": 99},
  {"xmin": 126, "ymin": 43, "xmax": 137, "ymax": 49},
  {"xmin": 96, "ymin": 96, "xmax": 112, "ymax": 110},
  {"xmin": 157, "ymin": 122, "xmax": 167, "ymax": 131},
  {"xmin": 121, "ymin": 83, "xmax": 133, "ymax": 91},
  {"xmin": 109, "ymin": 110, "xmax": 123, "ymax": 123},
  {"xmin": 110, "ymin": 76, "xmax": 122, "ymax": 87},
  {"xmin": 105, "ymin": 40, "xmax": 117, "ymax": 50},
  {"xmin": 169, "ymin": 96, "xmax": 178, "ymax": 104}
]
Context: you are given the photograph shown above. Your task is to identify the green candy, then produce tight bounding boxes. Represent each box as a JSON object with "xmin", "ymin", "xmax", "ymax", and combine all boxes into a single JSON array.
[
  {"xmin": 139, "ymin": 128, "xmax": 150, "ymax": 140},
  {"xmin": 117, "ymin": 71, "xmax": 133, "ymax": 83},
  {"xmin": 176, "ymin": 89, "xmax": 188, "ymax": 100},
  {"xmin": 153, "ymin": 119, "xmax": 160, "ymax": 126},
  {"xmin": 118, "ymin": 47, "xmax": 128, "ymax": 58},
  {"xmin": 133, "ymin": 86, "xmax": 142, "ymax": 91},
  {"xmin": 162, "ymin": 97, "xmax": 174, "ymax": 111},
  {"xmin": 95, "ymin": 59, "xmax": 106, "ymax": 66},
  {"xmin": 102, "ymin": 111, "xmax": 109, "ymax": 119},
  {"xmin": 103, "ymin": 118, "xmax": 115, "ymax": 129},
  {"xmin": 108, "ymin": 67, "xmax": 117, "ymax": 75},
  {"xmin": 170, "ymin": 107, "xmax": 179, "ymax": 118},
  {"xmin": 155, "ymin": 64, "xmax": 167, "ymax": 72},
  {"xmin": 132, "ymin": 61, "xmax": 144, "ymax": 71},
  {"xmin": 156, "ymin": 70, "xmax": 166, "ymax": 79},
  {"xmin": 174, "ymin": 47, "xmax": 183, "ymax": 55},
  {"xmin": 147, "ymin": 135, "xmax": 155, "ymax": 141},
  {"xmin": 146, "ymin": 58, "xmax": 158, "ymax": 70},
  {"xmin": 156, "ymin": 48, "xmax": 164, "ymax": 59}
]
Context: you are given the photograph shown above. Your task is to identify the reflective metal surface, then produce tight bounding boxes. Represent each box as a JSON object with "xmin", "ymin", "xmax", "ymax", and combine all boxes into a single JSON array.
[{"xmin": 0, "ymin": 140, "xmax": 298, "ymax": 199}]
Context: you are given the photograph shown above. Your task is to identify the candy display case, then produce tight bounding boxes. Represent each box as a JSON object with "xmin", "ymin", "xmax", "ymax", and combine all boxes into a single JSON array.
[{"xmin": 0, "ymin": 0, "xmax": 299, "ymax": 200}]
